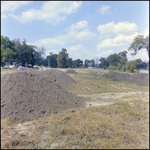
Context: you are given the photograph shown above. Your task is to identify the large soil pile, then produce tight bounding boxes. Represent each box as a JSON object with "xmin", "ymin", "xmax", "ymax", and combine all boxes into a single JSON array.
[
  {"xmin": 106, "ymin": 71, "xmax": 149, "ymax": 86},
  {"xmin": 1, "ymin": 70, "xmax": 85, "ymax": 122},
  {"xmin": 65, "ymin": 69, "xmax": 78, "ymax": 74}
]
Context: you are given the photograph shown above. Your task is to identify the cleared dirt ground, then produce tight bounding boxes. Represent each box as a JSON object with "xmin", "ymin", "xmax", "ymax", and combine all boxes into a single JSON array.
[{"xmin": 1, "ymin": 68, "xmax": 149, "ymax": 149}]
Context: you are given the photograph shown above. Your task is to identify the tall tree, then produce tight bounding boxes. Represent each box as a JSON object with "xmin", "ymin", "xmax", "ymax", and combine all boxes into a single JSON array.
[
  {"xmin": 47, "ymin": 53, "xmax": 58, "ymax": 68},
  {"xmin": 84, "ymin": 59, "xmax": 90, "ymax": 68},
  {"xmin": 118, "ymin": 50, "xmax": 127, "ymax": 58},
  {"xmin": 68, "ymin": 58, "xmax": 72, "ymax": 68},
  {"xmin": 134, "ymin": 59, "xmax": 142, "ymax": 73},
  {"xmin": 128, "ymin": 35, "xmax": 149, "ymax": 57},
  {"xmin": 91, "ymin": 59, "xmax": 95, "ymax": 67},
  {"xmin": 14, "ymin": 38, "xmax": 37, "ymax": 67},
  {"xmin": 126, "ymin": 61, "xmax": 135, "ymax": 73},
  {"xmin": 107, "ymin": 53, "xmax": 121, "ymax": 67},
  {"xmin": 1, "ymin": 36, "xmax": 19, "ymax": 67},
  {"xmin": 57, "ymin": 48, "xmax": 69, "ymax": 68},
  {"xmin": 99, "ymin": 57, "xmax": 108, "ymax": 69}
]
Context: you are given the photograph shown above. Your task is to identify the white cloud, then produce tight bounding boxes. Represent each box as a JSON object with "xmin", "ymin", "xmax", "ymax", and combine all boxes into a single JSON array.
[
  {"xmin": 98, "ymin": 5, "xmax": 111, "ymax": 15},
  {"xmin": 97, "ymin": 21, "xmax": 138, "ymax": 35},
  {"xmin": 33, "ymin": 35, "xmax": 68, "ymax": 47},
  {"xmin": 65, "ymin": 20, "xmax": 88, "ymax": 31},
  {"xmin": 97, "ymin": 32, "xmax": 140, "ymax": 51},
  {"xmin": 1, "ymin": 14, "xmax": 7, "ymax": 19},
  {"xmin": 8, "ymin": 1, "xmax": 82, "ymax": 24},
  {"xmin": 32, "ymin": 20, "xmax": 97, "ymax": 49},
  {"xmin": 45, "ymin": 50, "xmax": 59, "ymax": 56},
  {"xmin": 98, "ymin": 50, "xmax": 113, "ymax": 58},
  {"xmin": 68, "ymin": 44, "xmax": 95, "ymax": 60},
  {"xmin": 68, "ymin": 29, "xmax": 97, "ymax": 41},
  {"xmin": 1, "ymin": 1, "xmax": 32, "ymax": 12}
]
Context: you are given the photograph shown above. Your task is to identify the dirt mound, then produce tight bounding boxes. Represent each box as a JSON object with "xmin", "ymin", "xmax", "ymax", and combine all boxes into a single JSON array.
[
  {"xmin": 128, "ymin": 73, "xmax": 149, "ymax": 86},
  {"xmin": 28, "ymin": 69, "xmax": 77, "ymax": 90},
  {"xmin": 1, "ymin": 70, "xmax": 85, "ymax": 122},
  {"xmin": 104, "ymin": 71, "xmax": 149, "ymax": 86},
  {"xmin": 108, "ymin": 71, "xmax": 131, "ymax": 81},
  {"xmin": 65, "ymin": 69, "xmax": 78, "ymax": 74}
]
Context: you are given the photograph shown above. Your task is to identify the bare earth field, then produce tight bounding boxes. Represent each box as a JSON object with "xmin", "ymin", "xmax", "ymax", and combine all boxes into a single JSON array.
[{"xmin": 1, "ymin": 68, "xmax": 149, "ymax": 149}]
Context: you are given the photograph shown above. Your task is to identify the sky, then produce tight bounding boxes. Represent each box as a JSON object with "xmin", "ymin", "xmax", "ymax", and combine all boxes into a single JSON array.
[{"xmin": 1, "ymin": 1, "xmax": 149, "ymax": 62}]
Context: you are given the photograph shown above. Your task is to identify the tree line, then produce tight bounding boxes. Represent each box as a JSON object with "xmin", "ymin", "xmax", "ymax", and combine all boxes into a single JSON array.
[{"xmin": 1, "ymin": 35, "xmax": 149, "ymax": 73}]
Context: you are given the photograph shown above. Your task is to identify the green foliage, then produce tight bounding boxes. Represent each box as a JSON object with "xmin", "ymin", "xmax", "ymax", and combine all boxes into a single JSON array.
[
  {"xmin": 107, "ymin": 65, "xmax": 116, "ymax": 71},
  {"xmin": 128, "ymin": 35, "xmax": 149, "ymax": 57},
  {"xmin": 99, "ymin": 57, "xmax": 108, "ymax": 69},
  {"xmin": 90, "ymin": 59, "xmax": 95, "ymax": 67},
  {"xmin": 68, "ymin": 58, "xmax": 72, "ymax": 68},
  {"xmin": 1, "ymin": 36, "xmax": 19, "ymax": 65},
  {"xmin": 47, "ymin": 53, "xmax": 58, "ymax": 68},
  {"xmin": 118, "ymin": 51, "xmax": 127, "ymax": 58},
  {"xmin": 120, "ymin": 57, "xmax": 127, "ymax": 66},
  {"xmin": 84, "ymin": 59, "xmax": 90, "ymax": 68},
  {"xmin": 72, "ymin": 59, "xmax": 83, "ymax": 68},
  {"xmin": 107, "ymin": 53, "xmax": 121, "ymax": 67},
  {"xmin": 116, "ymin": 63, "xmax": 122, "ymax": 70},
  {"xmin": 14, "ymin": 38, "xmax": 39, "ymax": 66},
  {"xmin": 126, "ymin": 61, "xmax": 135, "ymax": 73},
  {"xmin": 134, "ymin": 59, "xmax": 142, "ymax": 73},
  {"xmin": 57, "ymin": 48, "xmax": 69, "ymax": 68}
]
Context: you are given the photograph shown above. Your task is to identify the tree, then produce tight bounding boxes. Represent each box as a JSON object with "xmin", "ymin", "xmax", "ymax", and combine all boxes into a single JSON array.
[
  {"xmin": 126, "ymin": 61, "xmax": 135, "ymax": 73},
  {"xmin": 140, "ymin": 61, "xmax": 148, "ymax": 69},
  {"xmin": 72, "ymin": 59, "xmax": 83, "ymax": 68},
  {"xmin": 134, "ymin": 59, "xmax": 142, "ymax": 73},
  {"xmin": 91, "ymin": 59, "xmax": 95, "ymax": 67},
  {"xmin": 68, "ymin": 58, "xmax": 72, "ymax": 68},
  {"xmin": 118, "ymin": 50, "xmax": 127, "ymax": 58},
  {"xmin": 1, "ymin": 36, "xmax": 19, "ymax": 67},
  {"xmin": 99, "ymin": 57, "xmax": 108, "ymax": 69},
  {"xmin": 57, "ymin": 48, "xmax": 69, "ymax": 68},
  {"xmin": 47, "ymin": 53, "xmax": 58, "ymax": 68},
  {"xmin": 107, "ymin": 53, "xmax": 121, "ymax": 67},
  {"xmin": 84, "ymin": 59, "xmax": 90, "ymax": 68},
  {"xmin": 14, "ymin": 38, "xmax": 38, "ymax": 67},
  {"xmin": 128, "ymin": 35, "xmax": 149, "ymax": 57}
]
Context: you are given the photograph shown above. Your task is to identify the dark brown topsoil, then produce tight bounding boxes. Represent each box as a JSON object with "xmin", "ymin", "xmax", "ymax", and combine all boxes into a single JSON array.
[
  {"xmin": 1, "ymin": 70, "xmax": 86, "ymax": 122},
  {"xmin": 106, "ymin": 71, "xmax": 149, "ymax": 86},
  {"xmin": 65, "ymin": 69, "xmax": 78, "ymax": 74}
]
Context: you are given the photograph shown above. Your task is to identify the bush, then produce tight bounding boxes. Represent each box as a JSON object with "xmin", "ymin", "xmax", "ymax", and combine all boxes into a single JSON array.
[
  {"xmin": 116, "ymin": 63, "xmax": 122, "ymax": 70},
  {"xmin": 107, "ymin": 65, "xmax": 116, "ymax": 71}
]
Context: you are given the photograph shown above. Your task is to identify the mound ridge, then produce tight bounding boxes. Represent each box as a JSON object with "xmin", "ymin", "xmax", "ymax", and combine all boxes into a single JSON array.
[
  {"xmin": 1, "ymin": 70, "xmax": 85, "ymax": 122},
  {"xmin": 65, "ymin": 69, "xmax": 78, "ymax": 74},
  {"xmin": 107, "ymin": 71, "xmax": 149, "ymax": 86}
]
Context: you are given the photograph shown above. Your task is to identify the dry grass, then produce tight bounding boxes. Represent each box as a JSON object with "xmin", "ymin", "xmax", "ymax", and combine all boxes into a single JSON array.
[
  {"xmin": 1, "ymin": 100, "xmax": 148, "ymax": 149},
  {"xmin": 1, "ymin": 68, "xmax": 149, "ymax": 149}
]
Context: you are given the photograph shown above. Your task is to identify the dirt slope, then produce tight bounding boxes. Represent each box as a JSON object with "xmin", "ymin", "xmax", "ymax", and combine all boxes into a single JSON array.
[
  {"xmin": 106, "ymin": 71, "xmax": 149, "ymax": 86},
  {"xmin": 1, "ymin": 70, "xmax": 85, "ymax": 122},
  {"xmin": 65, "ymin": 69, "xmax": 78, "ymax": 74}
]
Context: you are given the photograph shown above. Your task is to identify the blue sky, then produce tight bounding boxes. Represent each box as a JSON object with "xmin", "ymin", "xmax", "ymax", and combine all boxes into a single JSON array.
[{"xmin": 1, "ymin": 1, "xmax": 149, "ymax": 62}]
